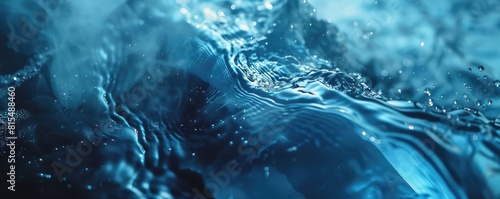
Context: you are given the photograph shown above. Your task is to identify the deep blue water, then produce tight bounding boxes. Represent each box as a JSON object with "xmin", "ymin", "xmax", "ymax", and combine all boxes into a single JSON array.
[{"xmin": 0, "ymin": 0, "xmax": 499, "ymax": 198}]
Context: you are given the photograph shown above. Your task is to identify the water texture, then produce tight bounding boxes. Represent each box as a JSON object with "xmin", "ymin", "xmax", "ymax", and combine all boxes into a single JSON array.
[{"xmin": 0, "ymin": 0, "xmax": 499, "ymax": 198}]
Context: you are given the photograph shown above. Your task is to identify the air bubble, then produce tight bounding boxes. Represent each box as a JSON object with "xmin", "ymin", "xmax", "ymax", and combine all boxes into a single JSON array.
[
  {"xmin": 424, "ymin": 87, "xmax": 431, "ymax": 96},
  {"xmin": 264, "ymin": 166, "xmax": 270, "ymax": 178},
  {"xmin": 478, "ymin": 66, "xmax": 484, "ymax": 72},
  {"xmin": 494, "ymin": 80, "xmax": 500, "ymax": 87}
]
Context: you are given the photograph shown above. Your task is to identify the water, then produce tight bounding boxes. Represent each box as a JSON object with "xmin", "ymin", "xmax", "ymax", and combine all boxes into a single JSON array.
[{"xmin": 0, "ymin": 0, "xmax": 499, "ymax": 198}]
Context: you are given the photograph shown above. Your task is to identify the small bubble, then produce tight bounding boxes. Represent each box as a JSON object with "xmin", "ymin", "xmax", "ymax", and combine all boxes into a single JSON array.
[
  {"xmin": 468, "ymin": 68, "xmax": 472, "ymax": 71},
  {"xmin": 487, "ymin": 100, "xmax": 492, "ymax": 105},
  {"xmin": 424, "ymin": 87, "xmax": 431, "ymax": 96},
  {"xmin": 287, "ymin": 146, "xmax": 298, "ymax": 152},
  {"xmin": 478, "ymin": 66, "xmax": 484, "ymax": 72},
  {"xmin": 264, "ymin": 166, "xmax": 270, "ymax": 178},
  {"xmin": 476, "ymin": 101, "xmax": 481, "ymax": 106},
  {"xmin": 472, "ymin": 134, "xmax": 479, "ymax": 140},
  {"xmin": 264, "ymin": 2, "xmax": 273, "ymax": 9},
  {"xmin": 494, "ymin": 80, "xmax": 500, "ymax": 87}
]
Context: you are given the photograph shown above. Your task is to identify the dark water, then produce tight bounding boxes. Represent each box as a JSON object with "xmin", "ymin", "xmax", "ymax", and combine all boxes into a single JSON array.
[{"xmin": 0, "ymin": 0, "xmax": 499, "ymax": 198}]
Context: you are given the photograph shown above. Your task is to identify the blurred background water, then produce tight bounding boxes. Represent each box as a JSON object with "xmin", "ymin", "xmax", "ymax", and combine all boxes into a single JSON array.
[{"xmin": 0, "ymin": 0, "xmax": 499, "ymax": 198}]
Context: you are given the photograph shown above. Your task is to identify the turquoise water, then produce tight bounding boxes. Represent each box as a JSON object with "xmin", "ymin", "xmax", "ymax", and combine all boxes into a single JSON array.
[{"xmin": 0, "ymin": 0, "xmax": 499, "ymax": 198}]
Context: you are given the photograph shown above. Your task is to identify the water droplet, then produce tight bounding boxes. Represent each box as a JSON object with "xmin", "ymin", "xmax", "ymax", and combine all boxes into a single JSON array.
[
  {"xmin": 264, "ymin": 166, "xmax": 270, "ymax": 178},
  {"xmin": 287, "ymin": 146, "xmax": 298, "ymax": 152},
  {"xmin": 487, "ymin": 100, "xmax": 492, "ymax": 105},
  {"xmin": 494, "ymin": 80, "xmax": 500, "ymax": 87},
  {"xmin": 381, "ymin": 70, "xmax": 388, "ymax": 77},
  {"xmin": 478, "ymin": 66, "xmax": 484, "ymax": 72},
  {"xmin": 476, "ymin": 101, "xmax": 481, "ymax": 106},
  {"xmin": 264, "ymin": 1, "xmax": 273, "ymax": 9},
  {"xmin": 424, "ymin": 87, "xmax": 431, "ymax": 96}
]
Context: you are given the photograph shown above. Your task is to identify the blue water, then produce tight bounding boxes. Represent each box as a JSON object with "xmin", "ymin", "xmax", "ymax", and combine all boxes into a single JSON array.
[{"xmin": 0, "ymin": 0, "xmax": 499, "ymax": 198}]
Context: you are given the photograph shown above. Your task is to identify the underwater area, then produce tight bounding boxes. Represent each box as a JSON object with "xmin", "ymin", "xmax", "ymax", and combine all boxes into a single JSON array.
[{"xmin": 0, "ymin": 0, "xmax": 499, "ymax": 198}]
